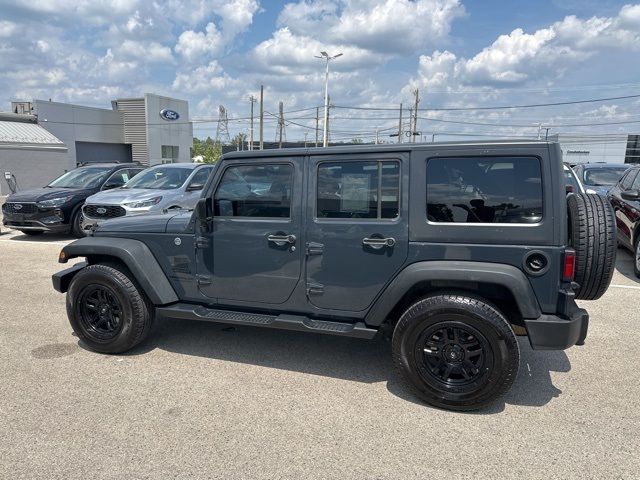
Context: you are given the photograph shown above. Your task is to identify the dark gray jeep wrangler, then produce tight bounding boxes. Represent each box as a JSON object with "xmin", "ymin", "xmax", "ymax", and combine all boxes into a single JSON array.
[{"xmin": 53, "ymin": 141, "xmax": 616, "ymax": 411}]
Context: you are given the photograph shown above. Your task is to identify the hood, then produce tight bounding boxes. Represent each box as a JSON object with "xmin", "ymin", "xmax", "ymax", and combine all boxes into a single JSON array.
[
  {"xmin": 85, "ymin": 188, "xmax": 167, "ymax": 205},
  {"xmin": 7, "ymin": 187, "xmax": 93, "ymax": 203},
  {"xmin": 94, "ymin": 211, "xmax": 180, "ymax": 234}
]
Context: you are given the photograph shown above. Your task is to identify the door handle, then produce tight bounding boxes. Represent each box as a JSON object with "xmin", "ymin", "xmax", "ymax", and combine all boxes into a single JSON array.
[
  {"xmin": 362, "ymin": 236, "xmax": 396, "ymax": 249},
  {"xmin": 267, "ymin": 234, "xmax": 297, "ymax": 246}
]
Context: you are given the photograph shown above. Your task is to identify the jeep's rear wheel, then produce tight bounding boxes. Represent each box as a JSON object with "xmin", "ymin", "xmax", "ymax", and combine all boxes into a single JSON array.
[
  {"xmin": 66, "ymin": 264, "xmax": 154, "ymax": 353},
  {"xmin": 567, "ymin": 193, "xmax": 616, "ymax": 300},
  {"xmin": 392, "ymin": 294, "xmax": 519, "ymax": 411}
]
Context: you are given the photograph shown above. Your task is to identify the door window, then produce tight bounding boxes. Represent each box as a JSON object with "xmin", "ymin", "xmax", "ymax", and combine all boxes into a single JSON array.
[
  {"xmin": 631, "ymin": 170, "xmax": 640, "ymax": 190},
  {"xmin": 214, "ymin": 164, "xmax": 293, "ymax": 218},
  {"xmin": 187, "ymin": 167, "xmax": 213, "ymax": 190},
  {"xmin": 103, "ymin": 169, "xmax": 131, "ymax": 189},
  {"xmin": 426, "ymin": 156, "xmax": 543, "ymax": 224},
  {"xmin": 621, "ymin": 170, "xmax": 639, "ymax": 190},
  {"xmin": 317, "ymin": 161, "xmax": 400, "ymax": 219}
]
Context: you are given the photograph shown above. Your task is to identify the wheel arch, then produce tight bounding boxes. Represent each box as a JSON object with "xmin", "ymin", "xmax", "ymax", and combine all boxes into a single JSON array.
[
  {"xmin": 365, "ymin": 261, "xmax": 541, "ymax": 329},
  {"xmin": 58, "ymin": 237, "xmax": 179, "ymax": 305}
]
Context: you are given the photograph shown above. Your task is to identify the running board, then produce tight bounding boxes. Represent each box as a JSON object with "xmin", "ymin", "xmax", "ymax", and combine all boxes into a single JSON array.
[{"xmin": 156, "ymin": 303, "xmax": 378, "ymax": 339}]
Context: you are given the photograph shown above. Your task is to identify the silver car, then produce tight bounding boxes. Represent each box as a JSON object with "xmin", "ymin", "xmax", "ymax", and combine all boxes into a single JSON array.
[{"xmin": 82, "ymin": 163, "xmax": 214, "ymax": 231}]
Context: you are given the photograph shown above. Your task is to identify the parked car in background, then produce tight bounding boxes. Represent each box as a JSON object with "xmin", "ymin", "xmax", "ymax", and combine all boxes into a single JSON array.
[
  {"xmin": 81, "ymin": 163, "xmax": 214, "ymax": 232},
  {"xmin": 572, "ymin": 163, "xmax": 630, "ymax": 195},
  {"xmin": 1, "ymin": 163, "xmax": 143, "ymax": 237},
  {"xmin": 564, "ymin": 164, "xmax": 585, "ymax": 194},
  {"xmin": 608, "ymin": 165, "xmax": 640, "ymax": 277}
]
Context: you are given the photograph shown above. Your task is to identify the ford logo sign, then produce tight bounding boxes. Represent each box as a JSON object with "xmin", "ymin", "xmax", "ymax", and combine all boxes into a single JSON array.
[
  {"xmin": 96, "ymin": 207, "xmax": 107, "ymax": 214},
  {"xmin": 13, "ymin": 204, "xmax": 23, "ymax": 210},
  {"xmin": 160, "ymin": 109, "xmax": 180, "ymax": 121}
]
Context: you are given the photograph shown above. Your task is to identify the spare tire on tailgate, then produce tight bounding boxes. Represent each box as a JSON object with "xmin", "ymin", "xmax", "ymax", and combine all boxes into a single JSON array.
[{"xmin": 567, "ymin": 193, "xmax": 616, "ymax": 300}]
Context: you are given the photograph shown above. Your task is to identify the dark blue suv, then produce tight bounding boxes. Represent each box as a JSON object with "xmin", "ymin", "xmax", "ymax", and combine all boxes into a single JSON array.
[{"xmin": 52, "ymin": 142, "xmax": 616, "ymax": 411}]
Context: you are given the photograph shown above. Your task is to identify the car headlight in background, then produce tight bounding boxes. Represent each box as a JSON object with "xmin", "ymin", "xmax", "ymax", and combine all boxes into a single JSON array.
[
  {"xmin": 124, "ymin": 196, "xmax": 163, "ymax": 208},
  {"xmin": 36, "ymin": 195, "xmax": 74, "ymax": 208}
]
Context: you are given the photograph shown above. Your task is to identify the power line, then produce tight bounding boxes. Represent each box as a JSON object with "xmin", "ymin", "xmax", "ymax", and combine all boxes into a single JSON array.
[{"xmin": 333, "ymin": 94, "xmax": 640, "ymax": 112}]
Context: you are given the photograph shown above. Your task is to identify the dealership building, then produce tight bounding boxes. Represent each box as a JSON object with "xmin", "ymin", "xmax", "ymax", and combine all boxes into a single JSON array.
[
  {"xmin": 550, "ymin": 133, "xmax": 640, "ymax": 165},
  {"xmin": 0, "ymin": 94, "xmax": 193, "ymax": 195}
]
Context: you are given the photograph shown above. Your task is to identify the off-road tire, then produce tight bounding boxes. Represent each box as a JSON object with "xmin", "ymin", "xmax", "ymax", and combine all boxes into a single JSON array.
[
  {"xmin": 567, "ymin": 193, "xmax": 616, "ymax": 300},
  {"xmin": 70, "ymin": 208, "xmax": 87, "ymax": 238},
  {"xmin": 392, "ymin": 294, "xmax": 519, "ymax": 412},
  {"xmin": 66, "ymin": 264, "xmax": 154, "ymax": 353}
]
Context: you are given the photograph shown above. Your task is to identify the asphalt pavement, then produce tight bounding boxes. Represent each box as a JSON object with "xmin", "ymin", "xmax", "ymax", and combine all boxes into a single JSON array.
[{"xmin": 0, "ymin": 228, "xmax": 639, "ymax": 479}]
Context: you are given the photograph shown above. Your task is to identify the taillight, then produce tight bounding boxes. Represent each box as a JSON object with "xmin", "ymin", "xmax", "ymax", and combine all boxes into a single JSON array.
[{"xmin": 563, "ymin": 248, "xmax": 576, "ymax": 282}]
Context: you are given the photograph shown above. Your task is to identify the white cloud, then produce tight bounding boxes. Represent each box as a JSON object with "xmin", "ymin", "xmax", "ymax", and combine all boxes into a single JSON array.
[
  {"xmin": 278, "ymin": 0, "xmax": 465, "ymax": 54},
  {"xmin": 118, "ymin": 40, "xmax": 173, "ymax": 63},
  {"xmin": 0, "ymin": 20, "xmax": 18, "ymax": 38},
  {"xmin": 175, "ymin": 23, "xmax": 224, "ymax": 62},
  {"xmin": 172, "ymin": 61, "xmax": 239, "ymax": 94}
]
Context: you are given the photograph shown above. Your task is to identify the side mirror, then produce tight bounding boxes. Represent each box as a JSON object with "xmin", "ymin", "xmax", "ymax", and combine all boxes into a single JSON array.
[
  {"xmin": 621, "ymin": 189, "xmax": 640, "ymax": 201},
  {"xmin": 186, "ymin": 183, "xmax": 205, "ymax": 192},
  {"xmin": 102, "ymin": 183, "xmax": 120, "ymax": 190},
  {"xmin": 195, "ymin": 198, "xmax": 212, "ymax": 229}
]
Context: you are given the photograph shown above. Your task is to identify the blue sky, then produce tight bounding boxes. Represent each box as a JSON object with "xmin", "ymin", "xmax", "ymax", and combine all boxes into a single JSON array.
[{"xmin": 1, "ymin": 0, "xmax": 639, "ymax": 142}]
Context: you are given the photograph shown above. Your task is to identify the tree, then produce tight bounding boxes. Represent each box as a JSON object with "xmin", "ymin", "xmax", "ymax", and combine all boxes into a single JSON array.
[
  {"xmin": 192, "ymin": 137, "xmax": 222, "ymax": 164},
  {"xmin": 351, "ymin": 137, "xmax": 363, "ymax": 144}
]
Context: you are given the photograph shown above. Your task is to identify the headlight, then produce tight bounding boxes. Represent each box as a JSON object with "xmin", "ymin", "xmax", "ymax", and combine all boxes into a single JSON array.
[
  {"xmin": 124, "ymin": 196, "xmax": 162, "ymax": 208},
  {"xmin": 585, "ymin": 188, "xmax": 598, "ymax": 194},
  {"xmin": 36, "ymin": 195, "xmax": 74, "ymax": 208}
]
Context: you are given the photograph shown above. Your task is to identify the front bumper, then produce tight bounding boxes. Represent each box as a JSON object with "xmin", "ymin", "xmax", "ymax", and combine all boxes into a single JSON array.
[
  {"xmin": 52, "ymin": 261, "xmax": 87, "ymax": 293},
  {"xmin": 2, "ymin": 209, "xmax": 69, "ymax": 232}
]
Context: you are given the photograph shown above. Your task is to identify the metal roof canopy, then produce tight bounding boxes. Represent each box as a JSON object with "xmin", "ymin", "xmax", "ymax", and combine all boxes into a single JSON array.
[{"xmin": 0, "ymin": 120, "xmax": 67, "ymax": 149}]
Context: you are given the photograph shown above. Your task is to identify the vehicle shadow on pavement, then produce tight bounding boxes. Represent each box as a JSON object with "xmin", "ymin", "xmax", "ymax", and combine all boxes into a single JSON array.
[
  {"xmin": 125, "ymin": 320, "xmax": 570, "ymax": 414},
  {"xmin": 614, "ymin": 249, "xmax": 639, "ymax": 283},
  {"xmin": 5, "ymin": 232, "xmax": 75, "ymax": 242}
]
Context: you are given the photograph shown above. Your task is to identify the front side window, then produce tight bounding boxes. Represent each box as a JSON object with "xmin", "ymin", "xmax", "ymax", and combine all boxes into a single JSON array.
[
  {"xmin": 103, "ymin": 169, "xmax": 132, "ymax": 189},
  {"xmin": 620, "ymin": 170, "xmax": 638, "ymax": 190},
  {"xmin": 427, "ymin": 157, "xmax": 543, "ymax": 224},
  {"xmin": 317, "ymin": 161, "xmax": 399, "ymax": 219},
  {"xmin": 214, "ymin": 164, "xmax": 292, "ymax": 218},
  {"xmin": 187, "ymin": 167, "xmax": 213, "ymax": 190},
  {"xmin": 631, "ymin": 170, "xmax": 640, "ymax": 190}
]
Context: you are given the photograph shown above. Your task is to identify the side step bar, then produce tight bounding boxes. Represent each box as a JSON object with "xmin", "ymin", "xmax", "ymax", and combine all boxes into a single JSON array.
[{"xmin": 156, "ymin": 303, "xmax": 378, "ymax": 339}]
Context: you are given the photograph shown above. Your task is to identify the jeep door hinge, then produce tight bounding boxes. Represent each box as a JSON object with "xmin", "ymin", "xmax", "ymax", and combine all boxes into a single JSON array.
[
  {"xmin": 306, "ymin": 282, "xmax": 324, "ymax": 296},
  {"xmin": 196, "ymin": 275, "xmax": 212, "ymax": 286},
  {"xmin": 195, "ymin": 236, "xmax": 209, "ymax": 249},
  {"xmin": 306, "ymin": 242, "xmax": 324, "ymax": 256}
]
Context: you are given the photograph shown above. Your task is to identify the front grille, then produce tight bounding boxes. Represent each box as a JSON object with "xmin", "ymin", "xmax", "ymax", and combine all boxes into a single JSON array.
[
  {"xmin": 83, "ymin": 204, "xmax": 126, "ymax": 219},
  {"xmin": 3, "ymin": 203, "xmax": 38, "ymax": 214}
]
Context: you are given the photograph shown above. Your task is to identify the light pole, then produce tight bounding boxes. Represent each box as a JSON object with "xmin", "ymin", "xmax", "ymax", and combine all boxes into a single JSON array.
[{"xmin": 315, "ymin": 51, "xmax": 342, "ymax": 147}]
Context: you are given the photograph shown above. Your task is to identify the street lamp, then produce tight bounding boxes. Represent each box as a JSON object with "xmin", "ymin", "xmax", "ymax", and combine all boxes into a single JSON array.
[{"xmin": 315, "ymin": 51, "xmax": 342, "ymax": 147}]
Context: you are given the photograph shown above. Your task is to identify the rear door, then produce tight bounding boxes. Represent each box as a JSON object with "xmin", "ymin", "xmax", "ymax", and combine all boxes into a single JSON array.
[{"xmin": 305, "ymin": 154, "xmax": 409, "ymax": 312}]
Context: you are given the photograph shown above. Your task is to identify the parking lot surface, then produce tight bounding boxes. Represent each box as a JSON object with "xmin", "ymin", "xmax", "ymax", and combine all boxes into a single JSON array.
[{"xmin": 1, "ymin": 228, "xmax": 639, "ymax": 479}]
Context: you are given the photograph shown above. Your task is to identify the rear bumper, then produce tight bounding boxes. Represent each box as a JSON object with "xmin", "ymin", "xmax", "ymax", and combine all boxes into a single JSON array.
[{"xmin": 525, "ymin": 309, "xmax": 588, "ymax": 350}]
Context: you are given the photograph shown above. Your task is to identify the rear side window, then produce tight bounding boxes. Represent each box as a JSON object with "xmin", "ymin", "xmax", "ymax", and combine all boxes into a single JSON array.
[
  {"xmin": 317, "ymin": 161, "xmax": 399, "ymax": 219},
  {"xmin": 214, "ymin": 164, "xmax": 292, "ymax": 218},
  {"xmin": 426, "ymin": 157, "xmax": 543, "ymax": 224}
]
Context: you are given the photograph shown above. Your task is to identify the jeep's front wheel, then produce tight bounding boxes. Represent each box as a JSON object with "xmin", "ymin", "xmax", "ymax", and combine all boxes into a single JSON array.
[
  {"xmin": 392, "ymin": 294, "xmax": 519, "ymax": 411},
  {"xmin": 66, "ymin": 264, "xmax": 154, "ymax": 353}
]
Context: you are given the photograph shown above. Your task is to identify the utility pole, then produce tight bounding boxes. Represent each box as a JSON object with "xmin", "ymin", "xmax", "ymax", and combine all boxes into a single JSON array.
[
  {"xmin": 304, "ymin": 132, "xmax": 308, "ymax": 148},
  {"xmin": 375, "ymin": 127, "xmax": 379, "ymax": 145},
  {"xmin": 278, "ymin": 101, "xmax": 284, "ymax": 148},
  {"xmin": 249, "ymin": 95, "xmax": 256, "ymax": 150},
  {"xmin": 315, "ymin": 107, "xmax": 319, "ymax": 147},
  {"xmin": 397, "ymin": 103, "xmax": 403, "ymax": 144},
  {"xmin": 412, "ymin": 89, "xmax": 420, "ymax": 143},
  {"xmin": 315, "ymin": 51, "xmax": 343, "ymax": 147},
  {"xmin": 259, "ymin": 85, "xmax": 264, "ymax": 150},
  {"xmin": 409, "ymin": 107, "xmax": 413, "ymax": 143}
]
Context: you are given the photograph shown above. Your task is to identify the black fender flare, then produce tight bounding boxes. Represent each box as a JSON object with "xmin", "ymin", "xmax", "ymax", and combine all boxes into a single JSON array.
[
  {"xmin": 365, "ymin": 261, "xmax": 542, "ymax": 327},
  {"xmin": 55, "ymin": 237, "xmax": 179, "ymax": 305}
]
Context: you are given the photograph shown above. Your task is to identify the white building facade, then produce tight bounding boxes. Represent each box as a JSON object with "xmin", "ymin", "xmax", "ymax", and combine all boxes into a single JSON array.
[{"xmin": 550, "ymin": 134, "xmax": 639, "ymax": 165}]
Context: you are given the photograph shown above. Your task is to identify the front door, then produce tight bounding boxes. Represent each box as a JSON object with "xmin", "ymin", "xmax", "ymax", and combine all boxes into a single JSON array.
[
  {"xmin": 305, "ymin": 154, "xmax": 409, "ymax": 312},
  {"xmin": 197, "ymin": 158, "xmax": 302, "ymax": 304}
]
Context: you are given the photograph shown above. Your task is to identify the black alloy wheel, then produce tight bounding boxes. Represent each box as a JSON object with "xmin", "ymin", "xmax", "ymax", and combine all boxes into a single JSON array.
[
  {"xmin": 415, "ymin": 322, "xmax": 491, "ymax": 388},
  {"xmin": 78, "ymin": 285, "xmax": 124, "ymax": 340}
]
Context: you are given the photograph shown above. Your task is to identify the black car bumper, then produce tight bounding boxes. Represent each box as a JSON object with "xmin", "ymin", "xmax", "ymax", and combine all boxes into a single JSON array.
[
  {"xmin": 525, "ymin": 309, "xmax": 589, "ymax": 350},
  {"xmin": 2, "ymin": 208, "xmax": 70, "ymax": 232}
]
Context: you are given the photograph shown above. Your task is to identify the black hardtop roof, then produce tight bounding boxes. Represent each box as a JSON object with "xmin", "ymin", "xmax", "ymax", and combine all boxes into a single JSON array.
[{"xmin": 221, "ymin": 139, "xmax": 554, "ymax": 160}]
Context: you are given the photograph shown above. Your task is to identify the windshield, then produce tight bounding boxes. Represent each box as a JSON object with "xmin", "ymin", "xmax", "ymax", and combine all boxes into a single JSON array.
[
  {"xmin": 583, "ymin": 168, "xmax": 628, "ymax": 186},
  {"xmin": 48, "ymin": 167, "xmax": 113, "ymax": 189},
  {"xmin": 123, "ymin": 167, "xmax": 193, "ymax": 190}
]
